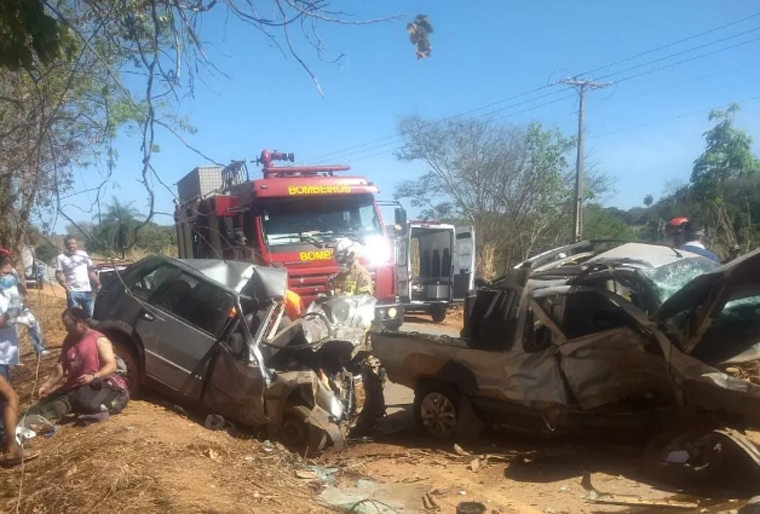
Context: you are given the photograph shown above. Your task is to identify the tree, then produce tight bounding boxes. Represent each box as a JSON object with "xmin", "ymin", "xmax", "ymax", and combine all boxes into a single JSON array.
[
  {"xmin": 394, "ymin": 115, "xmax": 608, "ymax": 276},
  {"xmin": 89, "ymin": 199, "xmax": 141, "ymax": 258},
  {"xmin": 35, "ymin": 240, "xmax": 58, "ymax": 263},
  {"xmin": 1, "ymin": 1, "xmax": 398, "ymax": 257},
  {"xmin": 643, "ymin": 194, "xmax": 654, "ymax": 208},
  {"xmin": 691, "ymin": 104, "xmax": 760, "ymax": 253},
  {"xmin": 583, "ymin": 204, "xmax": 636, "ymax": 242}
]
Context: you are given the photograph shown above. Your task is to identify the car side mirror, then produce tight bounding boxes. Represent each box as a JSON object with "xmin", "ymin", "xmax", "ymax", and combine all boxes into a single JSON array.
[{"xmin": 394, "ymin": 207, "xmax": 407, "ymax": 234}]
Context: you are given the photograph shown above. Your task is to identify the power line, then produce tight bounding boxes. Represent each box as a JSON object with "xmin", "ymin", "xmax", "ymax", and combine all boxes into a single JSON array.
[
  {"xmin": 343, "ymin": 44, "xmax": 760, "ymax": 165},
  {"xmin": 587, "ymin": 95, "xmax": 760, "ymax": 140},
  {"xmin": 305, "ymin": 11, "xmax": 760, "ymax": 164},
  {"xmin": 585, "ymin": 12, "xmax": 760, "ymax": 76}
]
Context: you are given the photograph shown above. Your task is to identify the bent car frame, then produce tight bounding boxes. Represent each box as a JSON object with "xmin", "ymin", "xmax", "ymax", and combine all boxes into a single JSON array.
[
  {"xmin": 91, "ymin": 256, "xmax": 361, "ymax": 454},
  {"xmin": 371, "ymin": 242, "xmax": 760, "ymax": 485}
]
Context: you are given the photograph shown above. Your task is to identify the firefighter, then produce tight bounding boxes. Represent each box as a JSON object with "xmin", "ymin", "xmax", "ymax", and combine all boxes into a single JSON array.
[
  {"xmin": 327, "ymin": 239, "xmax": 385, "ymax": 435},
  {"xmin": 329, "ymin": 238, "xmax": 373, "ymax": 296}
]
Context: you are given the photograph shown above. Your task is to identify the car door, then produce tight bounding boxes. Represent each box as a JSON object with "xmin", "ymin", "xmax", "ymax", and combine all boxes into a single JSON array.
[
  {"xmin": 543, "ymin": 289, "xmax": 674, "ymax": 411},
  {"xmin": 453, "ymin": 226, "xmax": 475, "ymax": 301},
  {"xmin": 133, "ymin": 264, "xmax": 234, "ymax": 401},
  {"xmin": 651, "ymin": 249, "xmax": 760, "ymax": 422}
]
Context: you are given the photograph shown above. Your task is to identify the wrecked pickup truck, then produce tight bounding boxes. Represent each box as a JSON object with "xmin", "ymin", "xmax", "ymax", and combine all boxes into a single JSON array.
[
  {"xmin": 371, "ymin": 242, "xmax": 760, "ymax": 484},
  {"xmin": 92, "ymin": 256, "xmax": 381, "ymax": 455}
]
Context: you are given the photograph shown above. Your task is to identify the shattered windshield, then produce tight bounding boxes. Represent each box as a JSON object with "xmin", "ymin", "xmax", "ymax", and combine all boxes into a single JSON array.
[
  {"xmin": 260, "ymin": 193, "xmax": 383, "ymax": 248},
  {"xmin": 692, "ymin": 294, "xmax": 760, "ymax": 363},
  {"xmin": 638, "ymin": 257, "xmax": 720, "ymax": 306}
]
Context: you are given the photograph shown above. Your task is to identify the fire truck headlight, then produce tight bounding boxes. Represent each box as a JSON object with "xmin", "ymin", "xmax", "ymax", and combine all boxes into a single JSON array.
[
  {"xmin": 387, "ymin": 307, "xmax": 398, "ymax": 319},
  {"xmin": 363, "ymin": 235, "xmax": 391, "ymax": 266}
]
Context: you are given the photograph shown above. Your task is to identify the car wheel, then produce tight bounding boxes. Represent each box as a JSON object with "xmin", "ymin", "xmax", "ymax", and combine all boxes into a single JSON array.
[
  {"xmin": 280, "ymin": 405, "xmax": 328, "ymax": 457},
  {"xmin": 430, "ymin": 305, "xmax": 447, "ymax": 323},
  {"xmin": 414, "ymin": 382, "xmax": 459, "ymax": 439},
  {"xmin": 111, "ymin": 339, "xmax": 142, "ymax": 398}
]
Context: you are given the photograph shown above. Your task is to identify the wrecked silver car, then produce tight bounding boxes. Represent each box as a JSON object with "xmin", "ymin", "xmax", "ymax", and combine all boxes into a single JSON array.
[
  {"xmin": 371, "ymin": 242, "xmax": 760, "ymax": 483},
  {"xmin": 92, "ymin": 256, "xmax": 378, "ymax": 454}
]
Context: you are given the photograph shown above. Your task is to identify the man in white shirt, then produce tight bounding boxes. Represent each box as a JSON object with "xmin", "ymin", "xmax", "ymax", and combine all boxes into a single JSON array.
[{"xmin": 56, "ymin": 236, "xmax": 101, "ymax": 318}]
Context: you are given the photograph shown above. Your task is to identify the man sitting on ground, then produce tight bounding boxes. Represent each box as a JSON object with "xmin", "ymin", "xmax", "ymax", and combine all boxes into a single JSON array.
[{"xmin": 29, "ymin": 308, "xmax": 129, "ymax": 424}]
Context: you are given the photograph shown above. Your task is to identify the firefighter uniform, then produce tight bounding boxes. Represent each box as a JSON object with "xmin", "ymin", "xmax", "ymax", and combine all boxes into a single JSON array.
[{"xmin": 331, "ymin": 262, "xmax": 373, "ymax": 296}]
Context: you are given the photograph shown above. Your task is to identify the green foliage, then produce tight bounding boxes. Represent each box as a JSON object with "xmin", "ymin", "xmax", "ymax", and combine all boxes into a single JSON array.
[
  {"xmin": 394, "ymin": 115, "xmax": 608, "ymax": 276},
  {"xmin": 78, "ymin": 199, "xmax": 176, "ymax": 258},
  {"xmin": 0, "ymin": 0, "xmax": 72, "ymax": 71},
  {"xmin": 583, "ymin": 204, "xmax": 637, "ymax": 242},
  {"xmin": 643, "ymin": 194, "xmax": 654, "ymax": 208},
  {"xmin": 35, "ymin": 241, "xmax": 59, "ymax": 263},
  {"xmin": 691, "ymin": 104, "xmax": 760, "ymax": 202}
]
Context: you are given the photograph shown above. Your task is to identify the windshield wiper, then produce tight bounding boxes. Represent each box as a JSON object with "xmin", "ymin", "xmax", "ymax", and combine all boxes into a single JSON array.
[
  {"xmin": 299, "ymin": 233, "xmax": 324, "ymax": 249},
  {"xmin": 331, "ymin": 232, "xmax": 366, "ymax": 246},
  {"xmin": 268, "ymin": 233, "xmax": 323, "ymax": 249}
]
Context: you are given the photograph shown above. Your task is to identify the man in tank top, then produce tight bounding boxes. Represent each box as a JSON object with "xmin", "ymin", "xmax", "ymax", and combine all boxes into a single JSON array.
[{"xmin": 28, "ymin": 308, "xmax": 128, "ymax": 423}]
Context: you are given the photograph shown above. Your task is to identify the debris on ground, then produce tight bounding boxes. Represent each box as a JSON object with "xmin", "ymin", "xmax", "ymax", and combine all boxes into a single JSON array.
[
  {"xmin": 581, "ymin": 472, "xmax": 698, "ymax": 509},
  {"xmin": 318, "ymin": 479, "xmax": 430, "ymax": 513}
]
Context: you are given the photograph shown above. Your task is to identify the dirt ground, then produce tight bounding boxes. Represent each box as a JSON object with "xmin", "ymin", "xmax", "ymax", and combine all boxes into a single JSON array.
[{"xmin": 0, "ymin": 290, "xmax": 754, "ymax": 514}]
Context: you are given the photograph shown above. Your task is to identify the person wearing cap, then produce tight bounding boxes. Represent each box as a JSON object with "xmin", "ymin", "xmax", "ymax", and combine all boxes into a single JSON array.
[
  {"xmin": 28, "ymin": 308, "xmax": 128, "ymax": 423},
  {"xmin": 664, "ymin": 217, "xmax": 689, "ymax": 248},
  {"xmin": 681, "ymin": 221, "xmax": 721, "ymax": 263},
  {"xmin": 329, "ymin": 238, "xmax": 374, "ymax": 296}
]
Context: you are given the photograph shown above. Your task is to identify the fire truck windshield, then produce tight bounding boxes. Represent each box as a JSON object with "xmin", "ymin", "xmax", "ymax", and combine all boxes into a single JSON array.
[{"xmin": 261, "ymin": 193, "xmax": 383, "ymax": 248}]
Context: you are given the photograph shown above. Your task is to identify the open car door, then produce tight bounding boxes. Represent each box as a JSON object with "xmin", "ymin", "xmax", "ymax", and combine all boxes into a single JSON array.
[
  {"xmin": 651, "ymin": 249, "xmax": 760, "ymax": 424},
  {"xmin": 453, "ymin": 226, "xmax": 476, "ymax": 301}
]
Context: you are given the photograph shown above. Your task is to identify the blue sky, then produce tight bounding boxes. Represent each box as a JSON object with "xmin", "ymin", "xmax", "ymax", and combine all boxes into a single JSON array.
[{"xmin": 57, "ymin": 0, "xmax": 760, "ymax": 229}]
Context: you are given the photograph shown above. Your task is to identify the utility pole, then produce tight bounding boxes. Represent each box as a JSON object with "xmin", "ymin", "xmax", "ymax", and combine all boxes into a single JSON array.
[{"xmin": 557, "ymin": 78, "xmax": 612, "ymax": 242}]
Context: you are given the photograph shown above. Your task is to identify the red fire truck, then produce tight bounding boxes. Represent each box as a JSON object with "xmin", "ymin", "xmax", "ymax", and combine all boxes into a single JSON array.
[{"xmin": 175, "ymin": 150, "xmax": 405, "ymax": 328}]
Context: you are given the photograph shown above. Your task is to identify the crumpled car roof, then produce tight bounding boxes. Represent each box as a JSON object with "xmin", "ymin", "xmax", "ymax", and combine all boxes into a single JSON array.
[
  {"xmin": 585, "ymin": 242, "xmax": 705, "ymax": 269},
  {"xmin": 180, "ymin": 259, "xmax": 287, "ymax": 298}
]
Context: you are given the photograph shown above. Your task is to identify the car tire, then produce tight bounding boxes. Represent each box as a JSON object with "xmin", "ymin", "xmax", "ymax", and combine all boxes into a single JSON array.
[
  {"xmin": 111, "ymin": 339, "xmax": 142, "ymax": 398},
  {"xmin": 280, "ymin": 405, "xmax": 328, "ymax": 458},
  {"xmin": 430, "ymin": 305, "xmax": 447, "ymax": 323},
  {"xmin": 414, "ymin": 381, "xmax": 460, "ymax": 440}
]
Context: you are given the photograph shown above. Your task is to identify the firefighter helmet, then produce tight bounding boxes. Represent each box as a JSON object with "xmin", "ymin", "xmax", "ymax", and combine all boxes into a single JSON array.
[{"xmin": 334, "ymin": 238, "xmax": 357, "ymax": 272}]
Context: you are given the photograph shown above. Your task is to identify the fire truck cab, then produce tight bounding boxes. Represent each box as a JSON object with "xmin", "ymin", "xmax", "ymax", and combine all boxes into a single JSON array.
[{"xmin": 175, "ymin": 150, "xmax": 404, "ymax": 329}]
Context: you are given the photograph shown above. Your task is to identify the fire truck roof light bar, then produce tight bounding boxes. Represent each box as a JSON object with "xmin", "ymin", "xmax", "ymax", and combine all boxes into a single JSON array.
[{"xmin": 256, "ymin": 149, "xmax": 352, "ymax": 178}]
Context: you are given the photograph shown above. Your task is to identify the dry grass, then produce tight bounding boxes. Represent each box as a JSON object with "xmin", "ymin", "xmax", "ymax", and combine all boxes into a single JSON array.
[{"xmin": 2, "ymin": 291, "xmax": 335, "ymax": 514}]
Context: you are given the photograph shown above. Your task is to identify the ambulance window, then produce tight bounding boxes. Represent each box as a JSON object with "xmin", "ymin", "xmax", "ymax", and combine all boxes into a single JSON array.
[
  {"xmin": 442, "ymin": 248, "xmax": 451, "ymax": 275},
  {"xmin": 432, "ymin": 249, "xmax": 441, "ymax": 277}
]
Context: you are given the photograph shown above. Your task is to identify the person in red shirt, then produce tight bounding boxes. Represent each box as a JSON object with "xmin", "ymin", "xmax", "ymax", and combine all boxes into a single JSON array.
[{"xmin": 29, "ymin": 308, "xmax": 128, "ymax": 423}]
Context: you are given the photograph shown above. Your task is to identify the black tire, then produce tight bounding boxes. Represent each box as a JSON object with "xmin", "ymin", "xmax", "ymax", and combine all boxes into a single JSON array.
[
  {"xmin": 280, "ymin": 405, "xmax": 329, "ymax": 458},
  {"xmin": 414, "ymin": 381, "xmax": 460, "ymax": 440},
  {"xmin": 111, "ymin": 339, "xmax": 142, "ymax": 398},
  {"xmin": 430, "ymin": 305, "xmax": 447, "ymax": 323}
]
